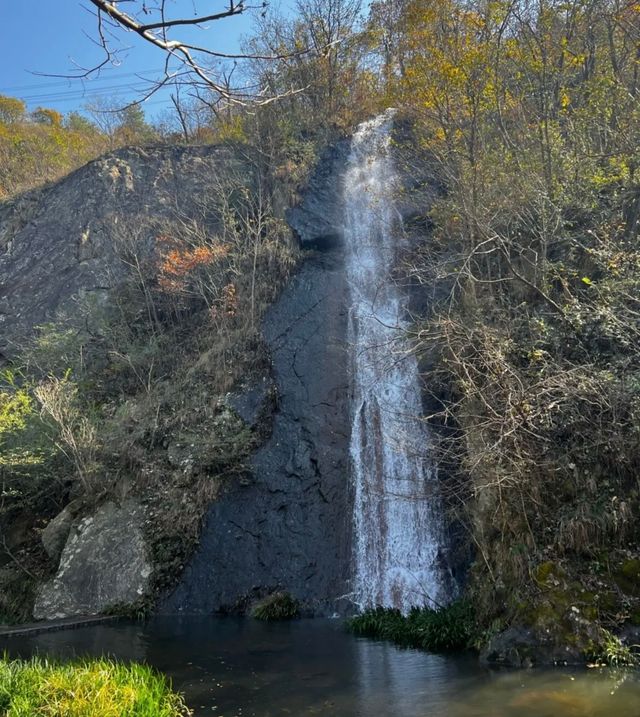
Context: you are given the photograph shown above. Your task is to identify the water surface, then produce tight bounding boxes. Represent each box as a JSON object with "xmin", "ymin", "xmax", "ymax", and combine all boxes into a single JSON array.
[{"xmin": 3, "ymin": 617, "xmax": 640, "ymax": 716}]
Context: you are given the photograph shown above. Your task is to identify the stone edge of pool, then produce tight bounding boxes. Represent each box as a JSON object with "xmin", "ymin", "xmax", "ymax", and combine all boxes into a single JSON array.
[{"xmin": 0, "ymin": 615, "xmax": 120, "ymax": 639}]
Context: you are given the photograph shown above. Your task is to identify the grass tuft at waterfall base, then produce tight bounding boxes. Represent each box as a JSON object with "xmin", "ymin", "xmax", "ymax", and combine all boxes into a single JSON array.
[
  {"xmin": 0, "ymin": 655, "xmax": 192, "ymax": 716},
  {"xmin": 250, "ymin": 591, "xmax": 300, "ymax": 621},
  {"xmin": 347, "ymin": 600, "xmax": 476, "ymax": 652}
]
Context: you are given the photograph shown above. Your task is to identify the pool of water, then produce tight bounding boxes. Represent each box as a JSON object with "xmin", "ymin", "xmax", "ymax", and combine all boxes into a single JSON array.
[{"xmin": 2, "ymin": 617, "xmax": 640, "ymax": 716}]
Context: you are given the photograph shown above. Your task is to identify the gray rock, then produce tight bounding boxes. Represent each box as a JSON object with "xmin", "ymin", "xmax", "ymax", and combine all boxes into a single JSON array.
[
  {"xmin": 620, "ymin": 623, "xmax": 640, "ymax": 646},
  {"xmin": 41, "ymin": 501, "xmax": 81, "ymax": 564},
  {"xmin": 34, "ymin": 500, "xmax": 152, "ymax": 619},
  {"xmin": 0, "ymin": 145, "xmax": 243, "ymax": 360},
  {"xmin": 286, "ymin": 141, "xmax": 349, "ymax": 248},
  {"xmin": 226, "ymin": 376, "xmax": 275, "ymax": 430},
  {"xmin": 479, "ymin": 626, "xmax": 584, "ymax": 667}
]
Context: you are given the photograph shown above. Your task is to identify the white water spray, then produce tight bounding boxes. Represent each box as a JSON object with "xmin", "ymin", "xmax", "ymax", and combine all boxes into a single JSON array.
[{"xmin": 345, "ymin": 111, "xmax": 447, "ymax": 614}]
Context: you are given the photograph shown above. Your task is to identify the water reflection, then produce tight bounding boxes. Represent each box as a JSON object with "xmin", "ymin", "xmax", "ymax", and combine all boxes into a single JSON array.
[
  {"xmin": 355, "ymin": 636, "xmax": 461, "ymax": 715},
  {"xmin": 447, "ymin": 669, "xmax": 640, "ymax": 717},
  {"xmin": 2, "ymin": 618, "xmax": 640, "ymax": 716},
  {"xmin": 0, "ymin": 622, "xmax": 147, "ymax": 664}
]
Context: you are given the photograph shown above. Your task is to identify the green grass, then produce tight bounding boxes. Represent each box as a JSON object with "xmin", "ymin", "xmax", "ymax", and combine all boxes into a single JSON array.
[
  {"xmin": 347, "ymin": 600, "xmax": 476, "ymax": 652},
  {"xmin": 250, "ymin": 592, "xmax": 300, "ymax": 621},
  {"xmin": 590, "ymin": 629, "xmax": 640, "ymax": 667},
  {"xmin": 0, "ymin": 655, "xmax": 192, "ymax": 716}
]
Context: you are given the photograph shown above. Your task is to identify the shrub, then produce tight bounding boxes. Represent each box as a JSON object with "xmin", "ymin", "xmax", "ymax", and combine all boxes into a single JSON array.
[
  {"xmin": 588, "ymin": 629, "xmax": 640, "ymax": 668},
  {"xmin": 347, "ymin": 600, "xmax": 476, "ymax": 652},
  {"xmin": 250, "ymin": 592, "xmax": 300, "ymax": 621},
  {"xmin": 0, "ymin": 656, "xmax": 191, "ymax": 716}
]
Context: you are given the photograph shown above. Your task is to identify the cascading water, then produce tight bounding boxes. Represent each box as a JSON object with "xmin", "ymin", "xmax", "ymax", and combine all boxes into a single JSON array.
[{"xmin": 345, "ymin": 111, "xmax": 448, "ymax": 614}]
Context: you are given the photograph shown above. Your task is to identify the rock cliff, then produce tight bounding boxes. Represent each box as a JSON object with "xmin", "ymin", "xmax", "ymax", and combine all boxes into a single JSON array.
[
  {"xmin": 0, "ymin": 144, "xmax": 238, "ymax": 360},
  {"xmin": 0, "ymin": 140, "xmax": 354, "ymax": 618},
  {"xmin": 163, "ymin": 142, "xmax": 353, "ymax": 614}
]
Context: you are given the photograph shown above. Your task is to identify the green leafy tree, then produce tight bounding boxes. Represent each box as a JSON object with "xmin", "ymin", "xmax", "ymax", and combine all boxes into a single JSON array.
[
  {"xmin": 32, "ymin": 107, "xmax": 63, "ymax": 127},
  {"xmin": 64, "ymin": 112, "xmax": 99, "ymax": 134},
  {"xmin": 114, "ymin": 105, "xmax": 158, "ymax": 145},
  {"xmin": 0, "ymin": 95, "xmax": 26, "ymax": 124},
  {"xmin": 0, "ymin": 371, "xmax": 49, "ymax": 482}
]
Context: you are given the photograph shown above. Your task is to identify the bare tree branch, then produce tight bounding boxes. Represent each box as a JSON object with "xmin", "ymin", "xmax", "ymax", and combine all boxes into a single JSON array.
[{"xmin": 69, "ymin": 1, "xmax": 316, "ymax": 105}]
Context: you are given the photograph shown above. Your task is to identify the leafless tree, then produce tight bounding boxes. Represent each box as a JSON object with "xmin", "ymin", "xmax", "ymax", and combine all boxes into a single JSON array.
[{"xmin": 84, "ymin": 96, "xmax": 122, "ymax": 148}]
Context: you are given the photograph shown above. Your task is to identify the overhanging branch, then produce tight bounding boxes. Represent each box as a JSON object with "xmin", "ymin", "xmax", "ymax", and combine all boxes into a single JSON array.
[{"xmin": 78, "ymin": 1, "xmax": 312, "ymax": 105}]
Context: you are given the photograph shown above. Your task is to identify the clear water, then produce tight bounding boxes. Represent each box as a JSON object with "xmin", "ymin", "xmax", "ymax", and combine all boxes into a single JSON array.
[
  {"xmin": 3, "ymin": 618, "xmax": 640, "ymax": 716},
  {"xmin": 345, "ymin": 111, "xmax": 448, "ymax": 612}
]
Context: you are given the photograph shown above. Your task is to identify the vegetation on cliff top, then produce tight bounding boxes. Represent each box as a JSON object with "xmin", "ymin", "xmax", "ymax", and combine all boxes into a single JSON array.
[{"xmin": 0, "ymin": 99, "xmax": 157, "ymax": 199}]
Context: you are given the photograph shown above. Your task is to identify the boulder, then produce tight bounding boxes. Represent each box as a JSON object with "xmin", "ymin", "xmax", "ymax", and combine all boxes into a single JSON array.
[
  {"xmin": 479, "ymin": 626, "xmax": 584, "ymax": 667},
  {"xmin": 40, "ymin": 501, "xmax": 81, "ymax": 564},
  {"xmin": 34, "ymin": 499, "xmax": 151, "ymax": 619},
  {"xmin": 226, "ymin": 376, "xmax": 276, "ymax": 431}
]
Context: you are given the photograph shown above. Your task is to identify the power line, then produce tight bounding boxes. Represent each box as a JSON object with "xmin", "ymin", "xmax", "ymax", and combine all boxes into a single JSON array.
[
  {"xmin": 19, "ymin": 82, "xmax": 159, "ymax": 103},
  {"xmin": 0, "ymin": 69, "xmax": 163, "ymax": 94},
  {"xmin": 1, "ymin": 72, "xmax": 207, "ymax": 113},
  {"xmin": 23, "ymin": 91, "xmax": 171, "ymax": 107}
]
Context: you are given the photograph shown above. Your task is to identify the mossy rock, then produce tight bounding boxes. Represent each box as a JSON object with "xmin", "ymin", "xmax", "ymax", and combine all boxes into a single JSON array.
[
  {"xmin": 614, "ymin": 559, "xmax": 640, "ymax": 597},
  {"xmin": 524, "ymin": 598, "xmax": 569, "ymax": 632},
  {"xmin": 573, "ymin": 589, "xmax": 619, "ymax": 619},
  {"xmin": 579, "ymin": 590, "xmax": 597, "ymax": 605},
  {"xmin": 595, "ymin": 590, "xmax": 620, "ymax": 612},
  {"xmin": 534, "ymin": 561, "xmax": 565, "ymax": 587},
  {"xmin": 250, "ymin": 592, "xmax": 299, "ymax": 621}
]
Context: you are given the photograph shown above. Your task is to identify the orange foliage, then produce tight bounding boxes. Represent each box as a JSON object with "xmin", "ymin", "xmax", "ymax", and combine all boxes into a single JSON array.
[
  {"xmin": 209, "ymin": 283, "xmax": 238, "ymax": 321},
  {"xmin": 221, "ymin": 283, "xmax": 237, "ymax": 317},
  {"xmin": 156, "ymin": 235, "xmax": 229, "ymax": 294}
]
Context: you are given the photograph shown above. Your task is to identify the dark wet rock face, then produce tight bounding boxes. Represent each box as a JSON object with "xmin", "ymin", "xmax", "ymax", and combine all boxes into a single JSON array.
[
  {"xmin": 0, "ymin": 145, "xmax": 238, "ymax": 359},
  {"xmin": 164, "ymin": 249, "xmax": 352, "ymax": 614},
  {"xmin": 163, "ymin": 147, "xmax": 353, "ymax": 615},
  {"xmin": 286, "ymin": 141, "xmax": 349, "ymax": 249}
]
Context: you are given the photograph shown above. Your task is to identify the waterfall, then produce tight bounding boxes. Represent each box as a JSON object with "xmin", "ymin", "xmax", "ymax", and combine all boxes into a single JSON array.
[{"xmin": 345, "ymin": 111, "xmax": 447, "ymax": 614}]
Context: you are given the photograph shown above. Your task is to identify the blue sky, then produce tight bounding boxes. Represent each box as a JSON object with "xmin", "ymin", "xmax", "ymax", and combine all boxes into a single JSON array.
[{"xmin": 0, "ymin": 1, "xmax": 294, "ymax": 117}]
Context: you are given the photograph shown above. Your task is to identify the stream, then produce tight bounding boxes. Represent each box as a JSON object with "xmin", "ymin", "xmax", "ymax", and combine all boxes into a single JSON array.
[{"xmin": 3, "ymin": 617, "xmax": 640, "ymax": 716}]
